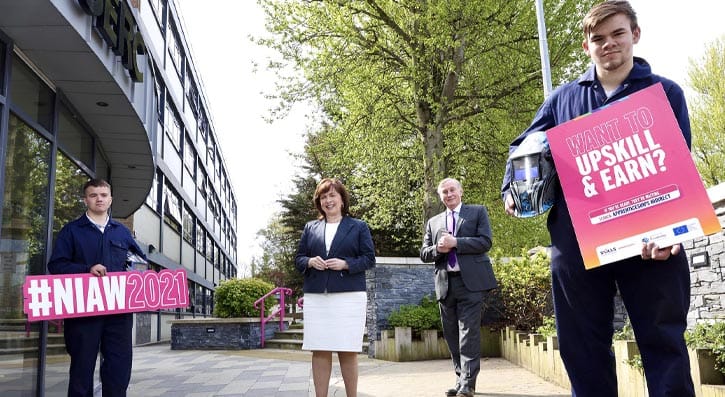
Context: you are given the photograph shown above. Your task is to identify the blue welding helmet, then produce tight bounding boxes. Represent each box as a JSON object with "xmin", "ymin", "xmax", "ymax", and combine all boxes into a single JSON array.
[{"xmin": 507, "ymin": 131, "xmax": 558, "ymax": 218}]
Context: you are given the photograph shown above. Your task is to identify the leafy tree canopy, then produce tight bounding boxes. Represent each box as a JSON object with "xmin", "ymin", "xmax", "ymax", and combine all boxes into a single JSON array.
[
  {"xmin": 689, "ymin": 35, "xmax": 725, "ymax": 187},
  {"xmin": 256, "ymin": 0, "xmax": 596, "ymax": 257}
]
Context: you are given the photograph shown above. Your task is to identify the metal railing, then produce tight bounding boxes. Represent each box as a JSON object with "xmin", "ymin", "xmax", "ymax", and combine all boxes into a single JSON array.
[{"xmin": 254, "ymin": 287, "xmax": 293, "ymax": 348}]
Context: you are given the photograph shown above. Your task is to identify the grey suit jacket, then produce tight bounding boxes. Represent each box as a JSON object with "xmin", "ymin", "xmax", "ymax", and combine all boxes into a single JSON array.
[{"xmin": 420, "ymin": 204, "xmax": 497, "ymax": 300}]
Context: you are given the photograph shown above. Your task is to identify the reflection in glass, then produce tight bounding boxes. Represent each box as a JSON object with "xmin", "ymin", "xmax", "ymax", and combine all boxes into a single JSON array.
[
  {"xmin": 0, "ymin": 113, "xmax": 51, "ymax": 396},
  {"xmin": 52, "ymin": 153, "xmax": 89, "ymax": 240},
  {"xmin": 44, "ymin": 137, "xmax": 89, "ymax": 396},
  {"xmin": 57, "ymin": 103, "xmax": 93, "ymax": 170},
  {"xmin": 95, "ymin": 146, "xmax": 109, "ymax": 181},
  {"xmin": 0, "ymin": 41, "xmax": 6, "ymax": 93},
  {"xmin": 9, "ymin": 56, "xmax": 54, "ymax": 131}
]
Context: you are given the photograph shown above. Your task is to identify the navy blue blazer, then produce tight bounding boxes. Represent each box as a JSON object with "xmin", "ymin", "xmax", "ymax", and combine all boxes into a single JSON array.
[{"xmin": 295, "ymin": 216, "xmax": 376, "ymax": 293}]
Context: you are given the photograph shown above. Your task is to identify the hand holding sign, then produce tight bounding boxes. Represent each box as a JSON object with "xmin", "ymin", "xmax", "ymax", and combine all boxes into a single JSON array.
[{"xmin": 546, "ymin": 83, "xmax": 719, "ymax": 268}]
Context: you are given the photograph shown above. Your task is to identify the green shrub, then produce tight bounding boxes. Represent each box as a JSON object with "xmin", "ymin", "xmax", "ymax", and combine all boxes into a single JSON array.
[
  {"xmin": 387, "ymin": 295, "xmax": 442, "ymax": 337},
  {"xmin": 612, "ymin": 318, "xmax": 643, "ymax": 371},
  {"xmin": 490, "ymin": 248, "xmax": 553, "ymax": 332},
  {"xmin": 685, "ymin": 321, "xmax": 725, "ymax": 375},
  {"xmin": 213, "ymin": 278, "xmax": 276, "ymax": 318},
  {"xmin": 624, "ymin": 354, "xmax": 644, "ymax": 372},
  {"xmin": 536, "ymin": 315, "xmax": 557, "ymax": 338},
  {"xmin": 613, "ymin": 317, "xmax": 635, "ymax": 340}
]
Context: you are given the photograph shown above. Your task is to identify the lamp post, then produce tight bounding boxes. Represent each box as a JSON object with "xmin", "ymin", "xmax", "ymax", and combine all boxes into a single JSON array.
[{"xmin": 534, "ymin": 0, "xmax": 553, "ymax": 99}]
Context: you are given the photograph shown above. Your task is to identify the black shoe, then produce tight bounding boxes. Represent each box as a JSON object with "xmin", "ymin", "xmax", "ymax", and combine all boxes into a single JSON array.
[
  {"xmin": 446, "ymin": 383, "xmax": 460, "ymax": 396},
  {"xmin": 456, "ymin": 385, "xmax": 474, "ymax": 397}
]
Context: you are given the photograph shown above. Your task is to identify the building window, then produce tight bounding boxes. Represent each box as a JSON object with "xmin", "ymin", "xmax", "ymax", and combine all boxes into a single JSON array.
[
  {"xmin": 0, "ymin": 41, "xmax": 6, "ymax": 92},
  {"xmin": 9, "ymin": 55, "xmax": 54, "ymax": 131},
  {"xmin": 184, "ymin": 135, "xmax": 196, "ymax": 175},
  {"xmin": 207, "ymin": 137, "xmax": 216, "ymax": 169},
  {"xmin": 148, "ymin": 0, "xmax": 165, "ymax": 28},
  {"xmin": 154, "ymin": 70, "xmax": 165, "ymax": 122},
  {"xmin": 197, "ymin": 111, "xmax": 208, "ymax": 161},
  {"xmin": 0, "ymin": 114, "xmax": 52, "ymax": 394},
  {"xmin": 221, "ymin": 177, "xmax": 228, "ymax": 211},
  {"xmin": 230, "ymin": 233, "xmax": 237, "ymax": 262},
  {"xmin": 206, "ymin": 234, "xmax": 214, "ymax": 262},
  {"xmin": 208, "ymin": 193, "xmax": 217, "ymax": 221},
  {"xmin": 215, "ymin": 245, "xmax": 221, "ymax": 269},
  {"xmin": 167, "ymin": 23, "xmax": 183, "ymax": 78},
  {"xmin": 182, "ymin": 205, "xmax": 195, "ymax": 244},
  {"xmin": 186, "ymin": 74, "xmax": 199, "ymax": 117},
  {"xmin": 197, "ymin": 169, "xmax": 207, "ymax": 198},
  {"xmin": 145, "ymin": 170, "xmax": 160, "ymax": 211},
  {"xmin": 164, "ymin": 101, "xmax": 181, "ymax": 152},
  {"xmin": 57, "ymin": 102, "xmax": 94, "ymax": 171},
  {"xmin": 196, "ymin": 221, "xmax": 205, "ymax": 254},
  {"xmin": 215, "ymin": 148, "xmax": 222, "ymax": 178},
  {"xmin": 163, "ymin": 182, "xmax": 182, "ymax": 231},
  {"xmin": 54, "ymin": 152, "xmax": 91, "ymax": 238},
  {"xmin": 231, "ymin": 201, "xmax": 237, "ymax": 226},
  {"xmin": 95, "ymin": 145, "xmax": 109, "ymax": 181}
]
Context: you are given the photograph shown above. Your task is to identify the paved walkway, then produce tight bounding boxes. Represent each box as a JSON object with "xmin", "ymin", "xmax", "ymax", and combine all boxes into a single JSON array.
[{"xmin": 121, "ymin": 344, "xmax": 570, "ymax": 397}]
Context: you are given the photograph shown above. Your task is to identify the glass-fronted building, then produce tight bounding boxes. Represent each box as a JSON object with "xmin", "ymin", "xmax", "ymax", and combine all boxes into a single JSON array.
[{"xmin": 0, "ymin": 0, "xmax": 238, "ymax": 395}]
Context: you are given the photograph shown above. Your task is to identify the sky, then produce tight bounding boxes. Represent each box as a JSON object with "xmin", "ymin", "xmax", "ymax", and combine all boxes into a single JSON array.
[{"xmin": 175, "ymin": 0, "xmax": 725, "ymax": 275}]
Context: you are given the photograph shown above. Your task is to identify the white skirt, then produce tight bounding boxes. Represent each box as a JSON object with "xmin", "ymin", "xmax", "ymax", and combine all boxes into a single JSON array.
[{"xmin": 302, "ymin": 291, "xmax": 367, "ymax": 352}]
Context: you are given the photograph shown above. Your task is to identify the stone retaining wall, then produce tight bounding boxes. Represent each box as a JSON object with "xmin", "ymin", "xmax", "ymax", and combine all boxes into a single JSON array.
[
  {"xmin": 366, "ymin": 257, "xmax": 434, "ymax": 357},
  {"xmin": 685, "ymin": 183, "xmax": 725, "ymax": 326},
  {"xmin": 170, "ymin": 318, "xmax": 285, "ymax": 350}
]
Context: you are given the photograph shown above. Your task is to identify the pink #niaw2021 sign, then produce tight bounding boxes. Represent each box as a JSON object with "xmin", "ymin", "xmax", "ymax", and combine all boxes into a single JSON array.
[
  {"xmin": 23, "ymin": 269, "xmax": 189, "ymax": 321},
  {"xmin": 547, "ymin": 83, "xmax": 720, "ymax": 269}
]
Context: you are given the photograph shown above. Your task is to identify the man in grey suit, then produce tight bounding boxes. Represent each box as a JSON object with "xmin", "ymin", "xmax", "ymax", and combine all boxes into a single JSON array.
[{"xmin": 420, "ymin": 178, "xmax": 498, "ymax": 397}]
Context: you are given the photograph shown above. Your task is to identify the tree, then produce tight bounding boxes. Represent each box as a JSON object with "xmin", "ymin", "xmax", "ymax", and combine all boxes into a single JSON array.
[
  {"xmin": 254, "ymin": 214, "xmax": 304, "ymax": 295},
  {"xmin": 258, "ymin": 0, "xmax": 596, "ymax": 255},
  {"xmin": 689, "ymin": 35, "xmax": 725, "ymax": 187},
  {"xmin": 253, "ymin": 167, "xmax": 319, "ymax": 296}
]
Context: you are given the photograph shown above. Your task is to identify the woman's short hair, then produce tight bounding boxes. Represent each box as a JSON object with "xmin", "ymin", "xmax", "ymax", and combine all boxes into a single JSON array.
[{"xmin": 313, "ymin": 178, "xmax": 350, "ymax": 219}]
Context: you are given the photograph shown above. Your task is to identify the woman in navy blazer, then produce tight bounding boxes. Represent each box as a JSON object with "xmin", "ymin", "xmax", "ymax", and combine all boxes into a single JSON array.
[{"xmin": 295, "ymin": 178, "xmax": 375, "ymax": 397}]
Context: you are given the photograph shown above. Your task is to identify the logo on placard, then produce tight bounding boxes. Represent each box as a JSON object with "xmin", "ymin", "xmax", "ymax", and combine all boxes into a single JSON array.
[
  {"xmin": 599, "ymin": 247, "xmax": 617, "ymax": 256},
  {"xmin": 673, "ymin": 225, "xmax": 689, "ymax": 236}
]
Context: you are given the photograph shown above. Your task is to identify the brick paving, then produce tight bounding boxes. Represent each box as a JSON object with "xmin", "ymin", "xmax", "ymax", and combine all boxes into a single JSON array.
[
  {"xmin": 24, "ymin": 343, "xmax": 569, "ymax": 396},
  {"xmin": 117, "ymin": 344, "xmax": 569, "ymax": 396}
]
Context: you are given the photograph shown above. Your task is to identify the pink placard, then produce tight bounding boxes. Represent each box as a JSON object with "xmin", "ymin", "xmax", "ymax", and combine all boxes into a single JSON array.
[
  {"xmin": 23, "ymin": 269, "xmax": 189, "ymax": 321},
  {"xmin": 547, "ymin": 83, "xmax": 720, "ymax": 269}
]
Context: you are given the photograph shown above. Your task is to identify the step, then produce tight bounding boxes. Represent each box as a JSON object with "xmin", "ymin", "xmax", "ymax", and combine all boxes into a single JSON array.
[
  {"xmin": 0, "ymin": 343, "xmax": 67, "ymax": 358},
  {"xmin": 273, "ymin": 329, "xmax": 304, "ymax": 341},
  {"xmin": 265, "ymin": 338, "xmax": 303, "ymax": 350},
  {"xmin": 288, "ymin": 322, "xmax": 304, "ymax": 330},
  {"xmin": 265, "ymin": 336, "xmax": 369, "ymax": 354},
  {"xmin": 0, "ymin": 333, "xmax": 65, "ymax": 350}
]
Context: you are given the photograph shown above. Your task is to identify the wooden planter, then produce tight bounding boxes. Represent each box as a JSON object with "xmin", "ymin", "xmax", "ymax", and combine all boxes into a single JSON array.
[
  {"xmin": 501, "ymin": 330, "xmax": 725, "ymax": 396},
  {"xmin": 374, "ymin": 326, "xmax": 500, "ymax": 362},
  {"xmin": 613, "ymin": 340, "xmax": 648, "ymax": 397},
  {"xmin": 690, "ymin": 348, "xmax": 725, "ymax": 397}
]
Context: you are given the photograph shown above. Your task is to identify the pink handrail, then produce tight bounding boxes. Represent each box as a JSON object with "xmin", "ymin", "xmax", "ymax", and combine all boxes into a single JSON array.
[{"xmin": 254, "ymin": 287, "xmax": 293, "ymax": 348}]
